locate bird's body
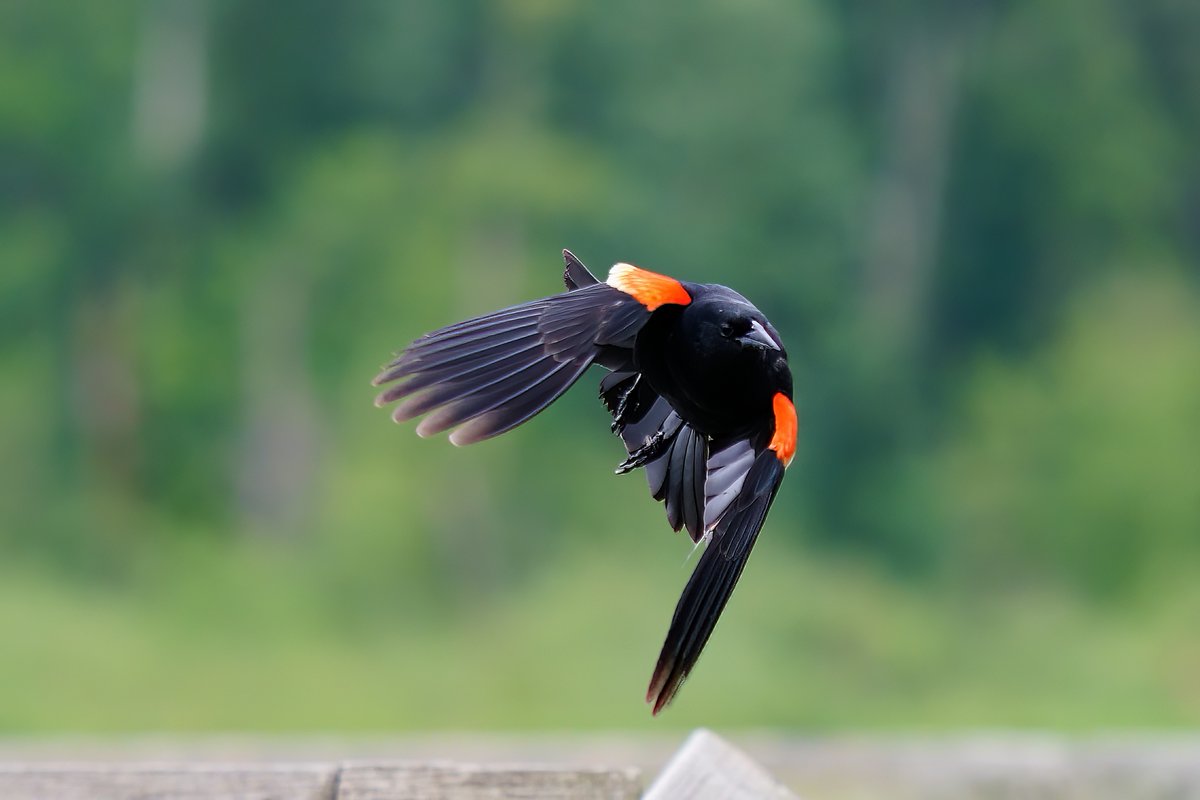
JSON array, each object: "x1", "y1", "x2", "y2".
[
  {"x1": 374, "y1": 251, "x2": 796, "y2": 714},
  {"x1": 632, "y1": 285, "x2": 791, "y2": 436}
]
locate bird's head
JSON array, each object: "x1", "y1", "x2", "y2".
[
  {"x1": 691, "y1": 293, "x2": 786, "y2": 364},
  {"x1": 716, "y1": 313, "x2": 783, "y2": 353}
]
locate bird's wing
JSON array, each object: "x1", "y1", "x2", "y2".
[
  {"x1": 562, "y1": 249, "x2": 600, "y2": 290},
  {"x1": 645, "y1": 393, "x2": 797, "y2": 715},
  {"x1": 374, "y1": 254, "x2": 692, "y2": 446}
]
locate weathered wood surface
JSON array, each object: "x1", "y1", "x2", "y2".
[
  {"x1": 337, "y1": 762, "x2": 641, "y2": 799},
  {"x1": 645, "y1": 728, "x2": 800, "y2": 800},
  {"x1": 0, "y1": 762, "x2": 641, "y2": 800},
  {"x1": 6, "y1": 732, "x2": 1200, "y2": 799},
  {"x1": 742, "y1": 736, "x2": 1200, "y2": 800},
  {"x1": 0, "y1": 763, "x2": 336, "y2": 800}
]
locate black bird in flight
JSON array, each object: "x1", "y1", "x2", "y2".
[{"x1": 373, "y1": 250, "x2": 796, "y2": 714}]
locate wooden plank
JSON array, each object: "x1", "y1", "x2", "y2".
[
  {"x1": 335, "y1": 762, "x2": 642, "y2": 800},
  {"x1": 644, "y1": 729, "x2": 800, "y2": 800},
  {"x1": 5, "y1": 735, "x2": 1200, "y2": 798},
  {"x1": 725, "y1": 735, "x2": 1200, "y2": 799},
  {"x1": 0, "y1": 763, "x2": 337, "y2": 800}
]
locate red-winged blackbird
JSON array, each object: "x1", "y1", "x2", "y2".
[{"x1": 374, "y1": 250, "x2": 796, "y2": 714}]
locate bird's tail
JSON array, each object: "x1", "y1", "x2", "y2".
[{"x1": 373, "y1": 282, "x2": 611, "y2": 446}]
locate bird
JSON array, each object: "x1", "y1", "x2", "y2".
[{"x1": 373, "y1": 250, "x2": 796, "y2": 714}]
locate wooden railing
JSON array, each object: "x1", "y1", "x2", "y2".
[
  {"x1": 0, "y1": 729, "x2": 799, "y2": 799},
  {"x1": 8, "y1": 730, "x2": 1200, "y2": 798}
]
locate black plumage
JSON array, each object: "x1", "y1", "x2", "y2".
[{"x1": 374, "y1": 250, "x2": 797, "y2": 714}]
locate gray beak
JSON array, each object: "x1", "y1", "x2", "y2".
[{"x1": 739, "y1": 319, "x2": 781, "y2": 351}]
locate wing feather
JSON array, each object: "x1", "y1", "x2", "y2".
[
  {"x1": 376, "y1": 254, "x2": 662, "y2": 446},
  {"x1": 646, "y1": 447, "x2": 786, "y2": 714},
  {"x1": 447, "y1": 357, "x2": 596, "y2": 445}
]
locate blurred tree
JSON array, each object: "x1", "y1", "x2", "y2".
[
  {"x1": 1, "y1": 0, "x2": 1197, "y2": 601},
  {"x1": 937, "y1": 269, "x2": 1200, "y2": 598}
]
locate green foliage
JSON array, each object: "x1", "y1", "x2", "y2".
[
  {"x1": 937, "y1": 270, "x2": 1200, "y2": 598},
  {"x1": 1, "y1": 0, "x2": 1199, "y2": 730},
  {"x1": 5, "y1": 545, "x2": 1200, "y2": 732}
]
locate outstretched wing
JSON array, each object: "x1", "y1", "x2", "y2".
[
  {"x1": 645, "y1": 393, "x2": 797, "y2": 715},
  {"x1": 374, "y1": 252, "x2": 691, "y2": 446}
]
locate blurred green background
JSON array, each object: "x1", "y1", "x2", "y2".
[{"x1": 2, "y1": 0, "x2": 1199, "y2": 734}]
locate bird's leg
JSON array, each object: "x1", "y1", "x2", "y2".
[
  {"x1": 610, "y1": 373, "x2": 642, "y2": 433},
  {"x1": 615, "y1": 427, "x2": 670, "y2": 474}
]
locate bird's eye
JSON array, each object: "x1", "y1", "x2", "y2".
[{"x1": 719, "y1": 321, "x2": 735, "y2": 338}]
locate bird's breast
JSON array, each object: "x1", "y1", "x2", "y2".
[{"x1": 643, "y1": 348, "x2": 777, "y2": 439}]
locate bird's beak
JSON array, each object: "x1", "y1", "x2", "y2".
[{"x1": 739, "y1": 319, "x2": 781, "y2": 351}]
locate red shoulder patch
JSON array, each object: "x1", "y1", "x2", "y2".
[
  {"x1": 768, "y1": 392, "x2": 797, "y2": 467},
  {"x1": 606, "y1": 263, "x2": 691, "y2": 311}
]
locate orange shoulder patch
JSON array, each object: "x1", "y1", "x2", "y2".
[
  {"x1": 606, "y1": 263, "x2": 691, "y2": 311},
  {"x1": 768, "y1": 392, "x2": 797, "y2": 467}
]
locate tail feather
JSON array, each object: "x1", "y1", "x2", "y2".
[
  {"x1": 601, "y1": 374, "x2": 708, "y2": 539},
  {"x1": 659, "y1": 423, "x2": 706, "y2": 537},
  {"x1": 678, "y1": 428, "x2": 705, "y2": 537}
]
